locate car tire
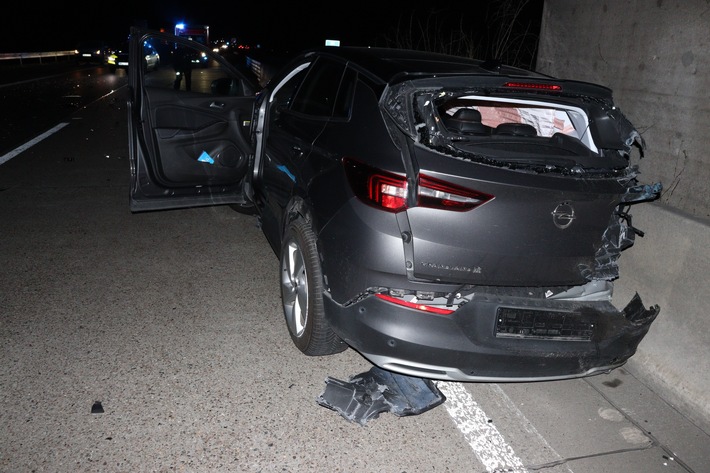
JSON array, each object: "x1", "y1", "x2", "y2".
[{"x1": 280, "y1": 218, "x2": 346, "y2": 356}]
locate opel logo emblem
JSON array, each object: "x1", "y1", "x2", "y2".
[{"x1": 551, "y1": 202, "x2": 575, "y2": 229}]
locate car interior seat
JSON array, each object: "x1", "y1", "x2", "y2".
[
  {"x1": 494, "y1": 123, "x2": 538, "y2": 137},
  {"x1": 444, "y1": 108, "x2": 492, "y2": 135}
]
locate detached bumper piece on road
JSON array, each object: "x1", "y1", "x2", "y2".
[{"x1": 317, "y1": 366, "x2": 446, "y2": 426}]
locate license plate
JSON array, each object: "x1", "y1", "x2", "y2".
[{"x1": 496, "y1": 307, "x2": 593, "y2": 341}]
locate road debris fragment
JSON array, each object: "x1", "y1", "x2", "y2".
[{"x1": 316, "y1": 366, "x2": 445, "y2": 425}]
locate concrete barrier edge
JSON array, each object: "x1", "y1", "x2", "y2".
[{"x1": 612, "y1": 202, "x2": 710, "y2": 432}]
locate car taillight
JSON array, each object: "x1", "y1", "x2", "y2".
[
  {"x1": 343, "y1": 158, "x2": 408, "y2": 212},
  {"x1": 344, "y1": 158, "x2": 493, "y2": 213},
  {"x1": 503, "y1": 81, "x2": 562, "y2": 91},
  {"x1": 418, "y1": 174, "x2": 493, "y2": 211},
  {"x1": 370, "y1": 174, "x2": 408, "y2": 211},
  {"x1": 375, "y1": 293, "x2": 455, "y2": 315}
]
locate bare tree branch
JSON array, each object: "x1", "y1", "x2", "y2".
[{"x1": 385, "y1": 0, "x2": 540, "y2": 69}]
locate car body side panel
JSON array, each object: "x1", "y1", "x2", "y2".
[
  {"x1": 256, "y1": 110, "x2": 330, "y2": 251},
  {"x1": 257, "y1": 62, "x2": 400, "y2": 252},
  {"x1": 319, "y1": 199, "x2": 409, "y2": 302}
]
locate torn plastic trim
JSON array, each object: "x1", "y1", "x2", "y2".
[
  {"x1": 316, "y1": 366, "x2": 446, "y2": 425},
  {"x1": 546, "y1": 280, "x2": 613, "y2": 301},
  {"x1": 582, "y1": 203, "x2": 659, "y2": 282},
  {"x1": 622, "y1": 182, "x2": 663, "y2": 203},
  {"x1": 600, "y1": 106, "x2": 647, "y2": 153},
  {"x1": 345, "y1": 280, "x2": 620, "y2": 313},
  {"x1": 582, "y1": 210, "x2": 635, "y2": 281},
  {"x1": 624, "y1": 292, "x2": 660, "y2": 324}
]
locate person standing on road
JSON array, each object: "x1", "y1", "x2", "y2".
[{"x1": 173, "y1": 45, "x2": 193, "y2": 91}]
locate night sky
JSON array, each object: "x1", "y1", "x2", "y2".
[{"x1": 4, "y1": 1, "x2": 543, "y2": 61}]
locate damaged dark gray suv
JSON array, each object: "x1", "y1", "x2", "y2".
[{"x1": 127, "y1": 28, "x2": 661, "y2": 382}]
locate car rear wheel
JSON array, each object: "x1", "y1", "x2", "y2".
[{"x1": 280, "y1": 218, "x2": 346, "y2": 356}]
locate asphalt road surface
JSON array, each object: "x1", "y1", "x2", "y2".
[{"x1": 1, "y1": 65, "x2": 709, "y2": 472}]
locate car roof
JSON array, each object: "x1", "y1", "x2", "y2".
[
  {"x1": 280, "y1": 46, "x2": 614, "y2": 101},
  {"x1": 300, "y1": 46, "x2": 546, "y2": 85}
]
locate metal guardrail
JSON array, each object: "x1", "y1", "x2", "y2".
[
  {"x1": 0, "y1": 50, "x2": 77, "y2": 65},
  {"x1": 245, "y1": 57, "x2": 265, "y2": 86}
]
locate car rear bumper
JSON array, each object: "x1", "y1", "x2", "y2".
[{"x1": 324, "y1": 291, "x2": 659, "y2": 382}]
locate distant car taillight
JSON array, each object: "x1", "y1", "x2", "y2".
[{"x1": 343, "y1": 158, "x2": 493, "y2": 213}]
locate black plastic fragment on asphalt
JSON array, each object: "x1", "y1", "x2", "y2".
[
  {"x1": 91, "y1": 401, "x2": 104, "y2": 414},
  {"x1": 316, "y1": 366, "x2": 446, "y2": 425}
]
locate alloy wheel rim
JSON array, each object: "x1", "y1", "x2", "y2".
[{"x1": 281, "y1": 239, "x2": 308, "y2": 337}]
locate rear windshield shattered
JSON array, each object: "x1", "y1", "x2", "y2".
[
  {"x1": 386, "y1": 84, "x2": 640, "y2": 176},
  {"x1": 442, "y1": 99, "x2": 594, "y2": 148}
]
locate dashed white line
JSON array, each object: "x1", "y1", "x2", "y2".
[
  {"x1": 0, "y1": 122, "x2": 70, "y2": 165},
  {"x1": 437, "y1": 381, "x2": 527, "y2": 473}
]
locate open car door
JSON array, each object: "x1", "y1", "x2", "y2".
[{"x1": 127, "y1": 27, "x2": 260, "y2": 212}]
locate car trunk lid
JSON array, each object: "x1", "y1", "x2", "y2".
[
  {"x1": 404, "y1": 154, "x2": 626, "y2": 285},
  {"x1": 379, "y1": 75, "x2": 656, "y2": 286}
]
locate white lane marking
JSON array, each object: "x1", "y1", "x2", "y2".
[
  {"x1": 0, "y1": 122, "x2": 70, "y2": 165},
  {"x1": 437, "y1": 381, "x2": 527, "y2": 473},
  {"x1": 488, "y1": 384, "x2": 573, "y2": 472}
]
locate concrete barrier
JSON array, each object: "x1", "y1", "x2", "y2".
[{"x1": 612, "y1": 202, "x2": 710, "y2": 432}]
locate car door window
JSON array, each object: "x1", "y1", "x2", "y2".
[
  {"x1": 290, "y1": 58, "x2": 346, "y2": 117},
  {"x1": 142, "y1": 39, "x2": 251, "y2": 97},
  {"x1": 272, "y1": 66, "x2": 309, "y2": 109},
  {"x1": 332, "y1": 68, "x2": 357, "y2": 119}
]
